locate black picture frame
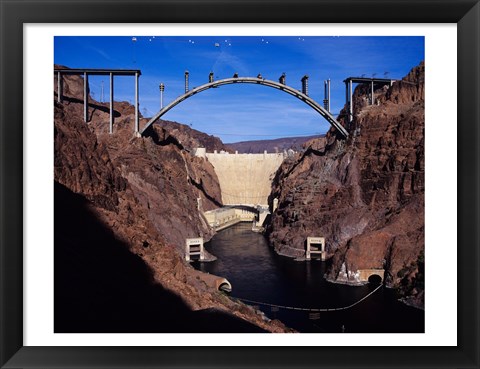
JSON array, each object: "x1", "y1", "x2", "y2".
[{"x1": 1, "y1": 0, "x2": 479, "y2": 368}]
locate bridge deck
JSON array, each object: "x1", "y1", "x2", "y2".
[
  {"x1": 343, "y1": 77, "x2": 396, "y2": 84},
  {"x1": 54, "y1": 68, "x2": 141, "y2": 76}
]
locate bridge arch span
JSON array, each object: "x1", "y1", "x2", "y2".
[{"x1": 141, "y1": 77, "x2": 349, "y2": 138}]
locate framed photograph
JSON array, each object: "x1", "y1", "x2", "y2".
[{"x1": 1, "y1": 0, "x2": 479, "y2": 368}]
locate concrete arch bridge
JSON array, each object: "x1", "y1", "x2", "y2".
[{"x1": 141, "y1": 76, "x2": 349, "y2": 138}]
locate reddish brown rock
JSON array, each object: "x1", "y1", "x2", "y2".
[
  {"x1": 54, "y1": 66, "x2": 291, "y2": 332},
  {"x1": 226, "y1": 134, "x2": 324, "y2": 153},
  {"x1": 147, "y1": 119, "x2": 232, "y2": 154},
  {"x1": 54, "y1": 65, "x2": 223, "y2": 250},
  {"x1": 267, "y1": 62, "x2": 425, "y2": 307}
]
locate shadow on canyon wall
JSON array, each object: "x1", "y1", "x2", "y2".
[
  {"x1": 55, "y1": 94, "x2": 122, "y2": 120},
  {"x1": 54, "y1": 181, "x2": 266, "y2": 333}
]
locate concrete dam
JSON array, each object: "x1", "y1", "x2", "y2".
[{"x1": 196, "y1": 149, "x2": 285, "y2": 207}]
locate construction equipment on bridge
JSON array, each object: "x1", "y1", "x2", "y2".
[
  {"x1": 301, "y1": 75, "x2": 309, "y2": 95},
  {"x1": 159, "y1": 83, "x2": 165, "y2": 109},
  {"x1": 184, "y1": 70, "x2": 189, "y2": 93}
]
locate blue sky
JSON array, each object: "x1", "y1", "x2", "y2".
[{"x1": 54, "y1": 36, "x2": 424, "y2": 143}]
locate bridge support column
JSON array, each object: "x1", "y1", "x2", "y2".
[
  {"x1": 345, "y1": 81, "x2": 349, "y2": 106},
  {"x1": 57, "y1": 71, "x2": 62, "y2": 103},
  {"x1": 109, "y1": 72, "x2": 114, "y2": 134},
  {"x1": 324, "y1": 81, "x2": 328, "y2": 110},
  {"x1": 83, "y1": 72, "x2": 88, "y2": 122},
  {"x1": 371, "y1": 80, "x2": 375, "y2": 105},
  {"x1": 306, "y1": 237, "x2": 325, "y2": 261},
  {"x1": 323, "y1": 79, "x2": 331, "y2": 112},
  {"x1": 135, "y1": 71, "x2": 139, "y2": 134},
  {"x1": 184, "y1": 70, "x2": 189, "y2": 93},
  {"x1": 301, "y1": 75, "x2": 309, "y2": 96},
  {"x1": 159, "y1": 83, "x2": 164, "y2": 109},
  {"x1": 349, "y1": 79, "x2": 353, "y2": 122},
  {"x1": 327, "y1": 78, "x2": 331, "y2": 112}
]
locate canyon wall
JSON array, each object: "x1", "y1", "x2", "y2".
[
  {"x1": 267, "y1": 62, "x2": 425, "y2": 307},
  {"x1": 54, "y1": 66, "x2": 290, "y2": 332}
]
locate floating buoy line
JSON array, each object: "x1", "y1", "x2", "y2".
[{"x1": 233, "y1": 283, "x2": 383, "y2": 313}]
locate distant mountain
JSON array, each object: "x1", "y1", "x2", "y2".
[
  {"x1": 226, "y1": 135, "x2": 325, "y2": 154},
  {"x1": 150, "y1": 119, "x2": 233, "y2": 153}
]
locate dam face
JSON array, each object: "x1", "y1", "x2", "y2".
[{"x1": 198, "y1": 150, "x2": 284, "y2": 206}]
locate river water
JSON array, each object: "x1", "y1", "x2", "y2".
[{"x1": 193, "y1": 223, "x2": 424, "y2": 333}]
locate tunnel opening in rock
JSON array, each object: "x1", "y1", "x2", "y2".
[
  {"x1": 218, "y1": 282, "x2": 232, "y2": 293},
  {"x1": 368, "y1": 274, "x2": 382, "y2": 285}
]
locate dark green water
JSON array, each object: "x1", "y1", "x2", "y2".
[{"x1": 193, "y1": 223, "x2": 424, "y2": 333}]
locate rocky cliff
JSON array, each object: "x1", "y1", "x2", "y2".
[
  {"x1": 146, "y1": 119, "x2": 232, "y2": 154},
  {"x1": 267, "y1": 63, "x2": 425, "y2": 307},
  {"x1": 54, "y1": 67, "x2": 224, "y2": 246},
  {"x1": 54, "y1": 66, "x2": 290, "y2": 332}
]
